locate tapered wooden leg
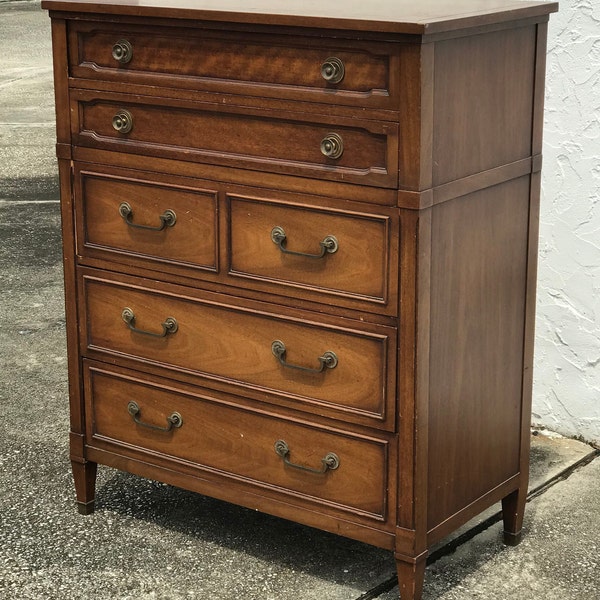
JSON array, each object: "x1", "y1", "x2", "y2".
[
  {"x1": 72, "y1": 459, "x2": 98, "y2": 515},
  {"x1": 396, "y1": 553, "x2": 427, "y2": 600},
  {"x1": 502, "y1": 487, "x2": 527, "y2": 546}
]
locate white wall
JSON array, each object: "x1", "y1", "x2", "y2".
[{"x1": 534, "y1": 0, "x2": 600, "y2": 444}]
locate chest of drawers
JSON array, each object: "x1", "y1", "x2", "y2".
[{"x1": 43, "y1": 1, "x2": 557, "y2": 597}]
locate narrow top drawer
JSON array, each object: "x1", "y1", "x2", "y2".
[{"x1": 68, "y1": 22, "x2": 400, "y2": 112}]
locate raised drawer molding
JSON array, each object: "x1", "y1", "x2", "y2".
[{"x1": 43, "y1": 1, "x2": 557, "y2": 598}]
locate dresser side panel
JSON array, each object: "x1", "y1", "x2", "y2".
[
  {"x1": 432, "y1": 24, "x2": 536, "y2": 186},
  {"x1": 427, "y1": 176, "x2": 530, "y2": 529}
]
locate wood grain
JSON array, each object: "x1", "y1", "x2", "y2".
[
  {"x1": 73, "y1": 91, "x2": 398, "y2": 188},
  {"x1": 85, "y1": 363, "x2": 390, "y2": 518},
  {"x1": 228, "y1": 194, "x2": 392, "y2": 304},
  {"x1": 77, "y1": 169, "x2": 219, "y2": 272},
  {"x1": 43, "y1": 0, "x2": 558, "y2": 35},
  {"x1": 44, "y1": 3, "x2": 556, "y2": 597},
  {"x1": 427, "y1": 176, "x2": 530, "y2": 528},
  {"x1": 432, "y1": 26, "x2": 536, "y2": 185},
  {"x1": 81, "y1": 272, "x2": 396, "y2": 428},
  {"x1": 69, "y1": 21, "x2": 397, "y2": 110}
]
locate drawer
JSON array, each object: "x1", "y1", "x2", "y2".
[
  {"x1": 68, "y1": 21, "x2": 399, "y2": 111},
  {"x1": 228, "y1": 194, "x2": 396, "y2": 307},
  {"x1": 71, "y1": 90, "x2": 399, "y2": 188},
  {"x1": 83, "y1": 362, "x2": 391, "y2": 520},
  {"x1": 75, "y1": 166, "x2": 218, "y2": 273},
  {"x1": 80, "y1": 272, "x2": 396, "y2": 430}
]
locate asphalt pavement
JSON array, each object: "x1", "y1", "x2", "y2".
[{"x1": 1, "y1": 2, "x2": 599, "y2": 599}]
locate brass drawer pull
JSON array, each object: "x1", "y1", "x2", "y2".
[
  {"x1": 271, "y1": 340, "x2": 338, "y2": 373},
  {"x1": 121, "y1": 307, "x2": 178, "y2": 338},
  {"x1": 320, "y1": 133, "x2": 344, "y2": 159},
  {"x1": 274, "y1": 439, "x2": 340, "y2": 474},
  {"x1": 112, "y1": 39, "x2": 133, "y2": 64},
  {"x1": 119, "y1": 202, "x2": 177, "y2": 231},
  {"x1": 112, "y1": 109, "x2": 133, "y2": 133},
  {"x1": 127, "y1": 401, "x2": 183, "y2": 432},
  {"x1": 321, "y1": 57, "x2": 345, "y2": 84},
  {"x1": 270, "y1": 226, "x2": 338, "y2": 259}
]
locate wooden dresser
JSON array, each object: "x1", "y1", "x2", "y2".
[{"x1": 43, "y1": 1, "x2": 557, "y2": 597}]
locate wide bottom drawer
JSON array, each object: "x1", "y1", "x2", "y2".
[{"x1": 84, "y1": 361, "x2": 392, "y2": 521}]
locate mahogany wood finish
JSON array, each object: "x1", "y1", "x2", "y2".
[
  {"x1": 79, "y1": 270, "x2": 396, "y2": 429},
  {"x1": 85, "y1": 362, "x2": 391, "y2": 518},
  {"x1": 69, "y1": 21, "x2": 398, "y2": 110},
  {"x1": 77, "y1": 169, "x2": 219, "y2": 272},
  {"x1": 44, "y1": 1, "x2": 557, "y2": 597},
  {"x1": 71, "y1": 90, "x2": 399, "y2": 187},
  {"x1": 228, "y1": 195, "x2": 393, "y2": 305}
]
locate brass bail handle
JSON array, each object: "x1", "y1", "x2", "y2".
[
  {"x1": 119, "y1": 202, "x2": 177, "y2": 231},
  {"x1": 127, "y1": 401, "x2": 183, "y2": 432},
  {"x1": 274, "y1": 440, "x2": 340, "y2": 474},
  {"x1": 271, "y1": 340, "x2": 338, "y2": 374},
  {"x1": 121, "y1": 307, "x2": 178, "y2": 338},
  {"x1": 270, "y1": 226, "x2": 338, "y2": 259}
]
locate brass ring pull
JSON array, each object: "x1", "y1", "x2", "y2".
[
  {"x1": 121, "y1": 307, "x2": 178, "y2": 338},
  {"x1": 270, "y1": 226, "x2": 338, "y2": 259},
  {"x1": 320, "y1": 133, "x2": 344, "y2": 159},
  {"x1": 271, "y1": 340, "x2": 338, "y2": 374},
  {"x1": 127, "y1": 401, "x2": 183, "y2": 432},
  {"x1": 321, "y1": 57, "x2": 345, "y2": 84},
  {"x1": 112, "y1": 109, "x2": 133, "y2": 133},
  {"x1": 112, "y1": 39, "x2": 133, "y2": 64},
  {"x1": 274, "y1": 440, "x2": 340, "y2": 474},
  {"x1": 119, "y1": 202, "x2": 177, "y2": 231}
]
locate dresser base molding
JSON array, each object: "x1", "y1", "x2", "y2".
[
  {"x1": 74, "y1": 445, "x2": 398, "y2": 550},
  {"x1": 71, "y1": 443, "x2": 527, "y2": 598},
  {"x1": 425, "y1": 474, "x2": 523, "y2": 547},
  {"x1": 45, "y1": 1, "x2": 557, "y2": 598}
]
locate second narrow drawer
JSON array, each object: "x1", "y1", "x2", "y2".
[
  {"x1": 72, "y1": 91, "x2": 398, "y2": 188},
  {"x1": 80, "y1": 272, "x2": 396, "y2": 429}
]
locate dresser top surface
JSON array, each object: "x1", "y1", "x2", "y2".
[{"x1": 42, "y1": 0, "x2": 558, "y2": 34}]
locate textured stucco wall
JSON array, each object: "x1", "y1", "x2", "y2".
[{"x1": 534, "y1": 0, "x2": 600, "y2": 444}]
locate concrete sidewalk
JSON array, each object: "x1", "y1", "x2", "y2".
[{"x1": 1, "y1": 2, "x2": 599, "y2": 599}]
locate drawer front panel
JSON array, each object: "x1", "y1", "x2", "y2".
[
  {"x1": 73, "y1": 93, "x2": 398, "y2": 188},
  {"x1": 84, "y1": 363, "x2": 390, "y2": 519},
  {"x1": 81, "y1": 274, "x2": 395, "y2": 428},
  {"x1": 76, "y1": 167, "x2": 218, "y2": 272},
  {"x1": 229, "y1": 195, "x2": 393, "y2": 305},
  {"x1": 69, "y1": 22, "x2": 397, "y2": 110}
]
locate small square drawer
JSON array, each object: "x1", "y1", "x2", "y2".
[
  {"x1": 71, "y1": 90, "x2": 399, "y2": 188},
  {"x1": 228, "y1": 194, "x2": 397, "y2": 310},
  {"x1": 80, "y1": 271, "x2": 397, "y2": 430},
  {"x1": 68, "y1": 21, "x2": 399, "y2": 111},
  {"x1": 74, "y1": 164, "x2": 218, "y2": 274},
  {"x1": 84, "y1": 361, "x2": 392, "y2": 520}
]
